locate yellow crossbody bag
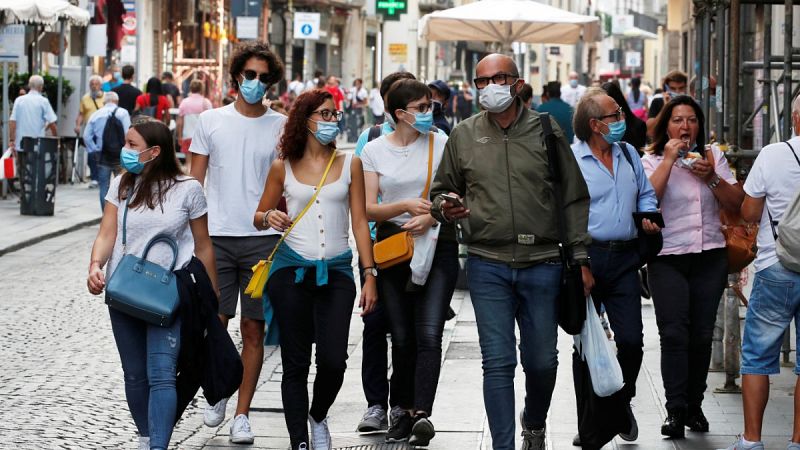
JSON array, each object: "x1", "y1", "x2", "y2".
[
  {"x1": 244, "y1": 151, "x2": 338, "y2": 299},
  {"x1": 372, "y1": 133, "x2": 434, "y2": 270}
]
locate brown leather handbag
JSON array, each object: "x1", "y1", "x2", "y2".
[
  {"x1": 372, "y1": 133, "x2": 434, "y2": 269},
  {"x1": 720, "y1": 209, "x2": 758, "y2": 274}
]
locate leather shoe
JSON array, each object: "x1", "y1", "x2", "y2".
[
  {"x1": 661, "y1": 408, "x2": 686, "y2": 438},
  {"x1": 686, "y1": 406, "x2": 709, "y2": 432}
]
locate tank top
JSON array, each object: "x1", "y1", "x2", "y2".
[{"x1": 283, "y1": 152, "x2": 353, "y2": 260}]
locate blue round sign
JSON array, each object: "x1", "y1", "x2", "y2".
[{"x1": 301, "y1": 24, "x2": 313, "y2": 36}]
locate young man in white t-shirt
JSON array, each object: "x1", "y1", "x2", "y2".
[
  {"x1": 189, "y1": 41, "x2": 287, "y2": 445},
  {"x1": 727, "y1": 95, "x2": 800, "y2": 450}
]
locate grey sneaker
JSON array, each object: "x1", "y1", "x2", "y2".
[
  {"x1": 788, "y1": 442, "x2": 800, "y2": 450},
  {"x1": 718, "y1": 435, "x2": 765, "y2": 450},
  {"x1": 357, "y1": 404, "x2": 388, "y2": 433},
  {"x1": 308, "y1": 415, "x2": 332, "y2": 450},
  {"x1": 519, "y1": 410, "x2": 545, "y2": 450}
]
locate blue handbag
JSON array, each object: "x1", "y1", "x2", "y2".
[{"x1": 106, "y1": 187, "x2": 180, "y2": 327}]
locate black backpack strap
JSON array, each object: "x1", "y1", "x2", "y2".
[
  {"x1": 541, "y1": 113, "x2": 574, "y2": 263},
  {"x1": 367, "y1": 125, "x2": 382, "y2": 142},
  {"x1": 767, "y1": 141, "x2": 800, "y2": 239},
  {"x1": 618, "y1": 141, "x2": 642, "y2": 209}
]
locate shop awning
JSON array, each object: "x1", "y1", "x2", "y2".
[{"x1": 0, "y1": 0, "x2": 90, "y2": 27}]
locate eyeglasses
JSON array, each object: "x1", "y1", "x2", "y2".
[
  {"x1": 241, "y1": 70, "x2": 272, "y2": 85},
  {"x1": 472, "y1": 73, "x2": 518, "y2": 89},
  {"x1": 312, "y1": 109, "x2": 344, "y2": 122},
  {"x1": 596, "y1": 107, "x2": 625, "y2": 122},
  {"x1": 404, "y1": 103, "x2": 432, "y2": 114},
  {"x1": 670, "y1": 115, "x2": 699, "y2": 126}
]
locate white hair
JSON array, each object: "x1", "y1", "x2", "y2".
[
  {"x1": 89, "y1": 74, "x2": 103, "y2": 85},
  {"x1": 28, "y1": 75, "x2": 44, "y2": 91},
  {"x1": 104, "y1": 91, "x2": 119, "y2": 103}
]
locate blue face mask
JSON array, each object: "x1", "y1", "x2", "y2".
[
  {"x1": 239, "y1": 76, "x2": 267, "y2": 104},
  {"x1": 570, "y1": 79, "x2": 579, "y2": 88},
  {"x1": 601, "y1": 119, "x2": 627, "y2": 144},
  {"x1": 406, "y1": 111, "x2": 434, "y2": 134},
  {"x1": 310, "y1": 120, "x2": 340, "y2": 145},
  {"x1": 384, "y1": 112, "x2": 397, "y2": 129},
  {"x1": 120, "y1": 147, "x2": 154, "y2": 174}
]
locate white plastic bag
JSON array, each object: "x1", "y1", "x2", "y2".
[
  {"x1": 574, "y1": 296, "x2": 625, "y2": 397},
  {"x1": 409, "y1": 223, "x2": 440, "y2": 286}
]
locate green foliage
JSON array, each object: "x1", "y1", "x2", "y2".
[{"x1": 0, "y1": 72, "x2": 74, "y2": 111}]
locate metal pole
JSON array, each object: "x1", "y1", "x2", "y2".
[
  {"x1": 730, "y1": 0, "x2": 740, "y2": 147},
  {"x1": 2, "y1": 61, "x2": 8, "y2": 153},
  {"x1": 715, "y1": 272, "x2": 742, "y2": 393},
  {"x1": 56, "y1": 20, "x2": 65, "y2": 130},
  {"x1": 702, "y1": 11, "x2": 711, "y2": 137},
  {"x1": 717, "y1": 4, "x2": 726, "y2": 142},
  {"x1": 783, "y1": 0, "x2": 792, "y2": 140},
  {"x1": 762, "y1": 4, "x2": 772, "y2": 146}
]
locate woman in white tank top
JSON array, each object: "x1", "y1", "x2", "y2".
[{"x1": 252, "y1": 89, "x2": 376, "y2": 450}]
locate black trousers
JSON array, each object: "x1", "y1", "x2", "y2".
[
  {"x1": 267, "y1": 267, "x2": 356, "y2": 448},
  {"x1": 379, "y1": 240, "x2": 459, "y2": 415},
  {"x1": 360, "y1": 288, "x2": 396, "y2": 410},
  {"x1": 586, "y1": 244, "x2": 644, "y2": 402},
  {"x1": 648, "y1": 248, "x2": 728, "y2": 411}
]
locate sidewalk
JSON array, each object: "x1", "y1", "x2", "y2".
[
  {"x1": 0, "y1": 181, "x2": 102, "y2": 256},
  {"x1": 196, "y1": 291, "x2": 796, "y2": 450}
]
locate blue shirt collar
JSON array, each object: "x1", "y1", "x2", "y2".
[{"x1": 575, "y1": 140, "x2": 623, "y2": 160}]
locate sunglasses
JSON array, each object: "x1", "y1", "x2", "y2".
[
  {"x1": 241, "y1": 70, "x2": 272, "y2": 85},
  {"x1": 473, "y1": 73, "x2": 518, "y2": 89}
]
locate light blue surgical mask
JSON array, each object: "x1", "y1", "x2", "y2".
[
  {"x1": 384, "y1": 112, "x2": 397, "y2": 129},
  {"x1": 120, "y1": 146, "x2": 154, "y2": 174},
  {"x1": 569, "y1": 79, "x2": 579, "y2": 88},
  {"x1": 601, "y1": 119, "x2": 627, "y2": 144},
  {"x1": 405, "y1": 111, "x2": 434, "y2": 134},
  {"x1": 239, "y1": 76, "x2": 267, "y2": 104},
  {"x1": 310, "y1": 120, "x2": 340, "y2": 145}
]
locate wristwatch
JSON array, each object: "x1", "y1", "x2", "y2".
[
  {"x1": 707, "y1": 174, "x2": 721, "y2": 189},
  {"x1": 363, "y1": 266, "x2": 378, "y2": 278}
]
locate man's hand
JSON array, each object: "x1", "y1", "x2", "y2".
[
  {"x1": 441, "y1": 192, "x2": 470, "y2": 220},
  {"x1": 581, "y1": 265, "x2": 594, "y2": 297}
]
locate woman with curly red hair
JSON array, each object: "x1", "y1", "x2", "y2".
[{"x1": 253, "y1": 89, "x2": 377, "y2": 450}]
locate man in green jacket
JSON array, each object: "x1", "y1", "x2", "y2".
[{"x1": 430, "y1": 54, "x2": 591, "y2": 450}]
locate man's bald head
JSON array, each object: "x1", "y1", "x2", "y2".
[{"x1": 476, "y1": 54, "x2": 520, "y2": 78}]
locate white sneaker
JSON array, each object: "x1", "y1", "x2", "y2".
[
  {"x1": 137, "y1": 436, "x2": 150, "y2": 450},
  {"x1": 230, "y1": 414, "x2": 255, "y2": 444},
  {"x1": 308, "y1": 415, "x2": 332, "y2": 450},
  {"x1": 204, "y1": 397, "x2": 228, "y2": 427}
]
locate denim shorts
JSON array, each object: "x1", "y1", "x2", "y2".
[{"x1": 741, "y1": 261, "x2": 800, "y2": 375}]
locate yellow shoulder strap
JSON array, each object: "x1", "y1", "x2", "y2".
[{"x1": 421, "y1": 132, "x2": 434, "y2": 199}]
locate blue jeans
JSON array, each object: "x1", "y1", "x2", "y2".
[
  {"x1": 87, "y1": 151, "x2": 100, "y2": 182},
  {"x1": 742, "y1": 261, "x2": 800, "y2": 375},
  {"x1": 109, "y1": 307, "x2": 181, "y2": 450},
  {"x1": 466, "y1": 256, "x2": 561, "y2": 450},
  {"x1": 97, "y1": 163, "x2": 115, "y2": 211}
]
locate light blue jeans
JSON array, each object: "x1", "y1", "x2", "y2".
[
  {"x1": 109, "y1": 307, "x2": 181, "y2": 450},
  {"x1": 97, "y1": 163, "x2": 115, "y2": 212},
  {"x1": 466, "y1": 256, "x2": 561, "y2": 450}
]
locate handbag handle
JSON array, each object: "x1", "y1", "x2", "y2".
[
  {"x1": 139, "y1": 233, "x2": 180, "y2": 276},
  {"x1": 421, "y1": 132, "x2": 434, "y2": 199}
]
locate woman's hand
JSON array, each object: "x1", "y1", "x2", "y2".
[
  {"x1": 87, "y1": 263, "x2": 106, "y2": 295},
  {"x1": 401, "y1": 214, "x2": 436, "y2": 237},
  {"x1": 405, "y1": 198, "x2": 432, "y2": 217},
  {"x1": 663, "y1": 138, "x2": 688, "y2": 163},
  {"x1": 690, "y1": 159, "x2": 715, "y2": 183},
  {"x1": 267, "y1": 210, "x2": 292, "y2": 232},
  {"x1": 581, "y1": 266, "x2": 594, "y2": 298},
  {"x1": 359, "y1": 276, "x2": 378, "y2": 316},
  {"x1": 641, "y1": 218, "x2": 661, "y2": 235}
]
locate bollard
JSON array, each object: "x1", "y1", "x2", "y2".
[
  {"x1": 715, "y1": 272, "x2": 742, "y2": 393},
  {"x1": 710, "y1": 299, "x2": 725, "y2": 372}
]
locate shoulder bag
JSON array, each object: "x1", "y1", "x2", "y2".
[
  {"x1": 106, "y1": 187, "x2": 181, "y2": 327},
  {"x1": 373, "y1": 133, "x2": 434, "y2": 270},
  {"x1": 244, "y1": 150, "x2": 338, "y2": 299},
  {"x1": 541, "y1": 113, "x2": 586, "y2": 335}
]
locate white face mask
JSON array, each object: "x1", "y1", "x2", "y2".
[{"x1": 479, "y1": 84, "x2": 515, "y2": 113}]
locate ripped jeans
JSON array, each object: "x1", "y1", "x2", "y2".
[{"x1": 109, "y1": 307, "x2": 181, "y2": 450}]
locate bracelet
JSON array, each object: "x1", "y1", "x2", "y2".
[
  {"x1": 261, "y1": 209, "x2": 274, "y2": 229},
  {"x1": 707, "y1": 174, "x2": 721, "y2": 189}
]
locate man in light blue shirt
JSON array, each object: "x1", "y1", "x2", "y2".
[
  {"x1": 570, "y1": 88, "x2": 660, "y2": 445},
  {"x1": 8, "y1": 75, "x2": 57, "y2": 151},
  {"x1": 83, "y1": 91, "x2": 131, "y2": 210}
]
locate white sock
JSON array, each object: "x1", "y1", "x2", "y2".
[{"x1": 742, "y1": 437, "x2": 761, "y2": 447}]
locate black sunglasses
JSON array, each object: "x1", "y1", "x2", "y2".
[
  {"x1": 473, "y1": 73, "x2": 519, "y2": 89},
  {"x1": 242, "y1": 70, "x2": 272, "y2": 85}
]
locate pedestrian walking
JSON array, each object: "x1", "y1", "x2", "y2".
[
  {"x1": 562, "y1": 71, "x2": 587, "y2": 108},
  {"x1": 135, "y1": 77, "x2": 174, "y2": 125},
  {"x1": 86, "y1": 118, "x2": 218, "y2": 450},
  {"x1": 601, "y1": 81, "x2": 648, "y2": 154},
  {"x1": 642, "y1": 96, "x2": 743, "y2": 438},
  {"x1": 8, "y1": 75, "x2": 57, "y2": 151},
  {"x1": 288, "y1": 73, "x2": 305, "y2": 98},
  {"x1": 161, "y1": 71, "x2": 181, "y2": 106},
  {"x1": 453, "y1": 81, "x2": 474, "y2": 123},
  {"x1": 626, "y1": 77, "x2": 648, "y2": 121},
  {"x1": 254, "y1": 89, "x2": 377, "y2": 450},
  {"x1": 570, "y1": 88, "x2": 661, "y2": 446},
  {"x1": 432, "y1": 54, "x2": 591, "y2": 450},
  {"x1": 112, "y1": 65, "x2": 143, "y2": 115},
  {"x1": 102, "y1": 65, "x2": 123, "y2": 92},
  {"x1": 362, "y1": 79, "x2": 458, "y2": 446},
  {"x1": 536, "y1": 81, "x2": 575, "y2": 143},
  {"x1": 368, "y1": 82, "x2": 385, "y2": 125},
  {"x1": 82, "y1": 91, "x2": 131, "y2": 210},
  {"x1": 723, "y1": 94, "x2": 800, "y2": 450},
  {"x1": 76, "y1": 75, "x2": 105, "y2": 188},
  {"x1": 189, "y1": 41, "x2": 286, "y2": 445},
  {"x1": 646, "y1": 70, "x2": 688, "y2": 135},
  {"x1": 176, "y1": 80, "x2": 212, "y2": 172},
  {"x1": 427, "y1": 80, "x2": 452, "y2": 135},
  {"x1": 347, "y1": 78, "x2": 368, "y2": 142}
]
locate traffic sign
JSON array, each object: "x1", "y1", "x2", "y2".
[
  {"x1": 293, "y1": 12, "x2": 321, "y2": 40},
  {"x1": 0, "y1": 25, "x2": 25, "y2": 61},
  {"x1": 625, "y1": 51, "x2": 641, "y2": 69},
  {"x1": 376, "y1": 0, "x2": 407, "y2": 20}
]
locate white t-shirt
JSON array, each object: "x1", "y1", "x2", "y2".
[
  {"x1": 190, "y1": 103, "x2": 286, "y2": 236},
  {"x1": 369, "y1": 88, "x2": 384, "y2": 116},
  {"x1": 105, "y1": 175, "x2": 207, "y2": 277},
  {"x1": 743, "y1": 137, "x2": 800, "y2": 272},
  {"x1": 561, "y1": 84, "x2": 587, "y2": 108},
  {"x1": 361, "y1": 132, "x2": 448, "y2": 227},
  {"x1": 288, "y1": 80, "x2": 304, "y2": 97}
]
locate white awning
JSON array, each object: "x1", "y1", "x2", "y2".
[{"x1": 0, "y1": 0, "x2": 90, "y2": 27}]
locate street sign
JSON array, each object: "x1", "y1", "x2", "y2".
[
  {"x1": 612, "y1": 14, "x2": 634, "y2": 34},
  {"x1": 293, "y1": 13, "x2": 320, "y2": 40},
  {"x1": 625, "y1": 51, "x2": 641, "y2": 69},
  {"x1": 0, "y1": 25, "x2": 24, "y2": 61},
  {"x1": 236, "y1": 16, "x2": 258, "y2": 40},
  {"x1": 376, "y1": 0, "x2": 407, "y2": 20},
  {"x1": 549, "y1": 46, "x2": 560, "y2": 55},
  {"x1": 388, "y1": 43, "x2": 407, "y2": 63}
]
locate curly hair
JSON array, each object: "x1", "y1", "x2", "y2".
[
  {"x1": 279, "y1": 89, "x2": 335, "y2": 161},
  {"x1": 648, "y1": 95, "x2": 706, "y2": 156},
  {"x1": 228, "y1": 41, "x2": 284, "y2": 92}
]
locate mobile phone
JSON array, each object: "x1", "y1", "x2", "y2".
[
  {"x1": 441, "y1": 193, "x2": 464, "y2": 208},
  {"x1": 633, "y1": 211, "x2": 665, "y2": 229}
]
